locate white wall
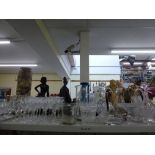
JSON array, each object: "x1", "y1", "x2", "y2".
[{"x1": 72, "y1": 55, "x2": 121, "y2": 75}]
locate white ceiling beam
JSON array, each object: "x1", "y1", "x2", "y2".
[
  {"x1": 35, "y1": 20, "x2": 71, "y2": 77},
  {"x1": 7, "y1": 20, "x2": 70, "y2": 78}
]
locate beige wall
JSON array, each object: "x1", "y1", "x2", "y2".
[
  {"x1": 0, "y1": 74, "x2": 17, "y2": 96},
  {"x1": 0, "y1": 73, "x2": 63, "y2": 96}
]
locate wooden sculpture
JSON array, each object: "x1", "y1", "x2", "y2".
[{"x1": 16, "y1": 67, "x2": 32, "y2": 96}]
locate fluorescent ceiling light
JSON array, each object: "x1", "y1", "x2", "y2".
[
  {"x1": 0, "y1": 64, "x2": 38, "y2": 67},
  {"x1": 149, "y1": 67, "x2": 155, "y2": 70},
  {"x1": 0, "y1": 40, "x2": 11, "y2": 44},
  {"x1": 111, "y1": 49, "x2": 155, "y2": 54},
  {"x1": 122, "y1": 62, "x2": 143, "y2": 65},
  {"x1": 147, "y1": 62, "x2": 155, "y2": 65},
  {"x1": 150, "y1": 62, "x2": 155, "y2": 65}
]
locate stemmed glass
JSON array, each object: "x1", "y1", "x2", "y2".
[{"x1": 2, "y1": 96, "x2": 66, "y2": 125}]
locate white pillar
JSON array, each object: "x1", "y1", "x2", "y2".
[{"x1": 80, "y1": 32, "x2": 89, "y2": 83}]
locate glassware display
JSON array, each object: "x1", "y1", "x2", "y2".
[
  {"x1": 0, "y1": 96, "x2": 65, "y2": 124},
  {"x1": 1, "y1": 80, "x2": 155, "y2": 128},
  {"x1": 62, "y1": 103, "x2": 76, "y2": 124},
  {"x1": 75, "y1": 83, "x2": 90, "y2": 104}
]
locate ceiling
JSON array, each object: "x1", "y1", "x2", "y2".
[
  {"x1": 0, "y1": 20, "x2": 41, "y2": 73},
  {"x1": 0, "y1": 20, "x2": 70, "y2": 76},
  {"x1": 44, "y1": 19, "x2": 155, "y2": 60},
  {"x1": 1, "y1": 19, "x2": 155, "y2": 75}
]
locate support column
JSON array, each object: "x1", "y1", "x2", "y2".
[
  {"x1": 80, "y1": 32, "x2": 89, "y2": 102},
  {"x1": 80, "y1": 31, "x2": 89, "y2": 83}
]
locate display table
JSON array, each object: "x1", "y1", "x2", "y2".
[{"x1": 0, "y1": 118, "x2": 155, "y2": 134}]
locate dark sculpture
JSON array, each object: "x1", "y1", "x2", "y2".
[
  {"x1": 35, "y1": 77, "x2": 49, "y2": 97},
  {"x1": 59, "y1": 77, "x2": 71, "y2": 103}
]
